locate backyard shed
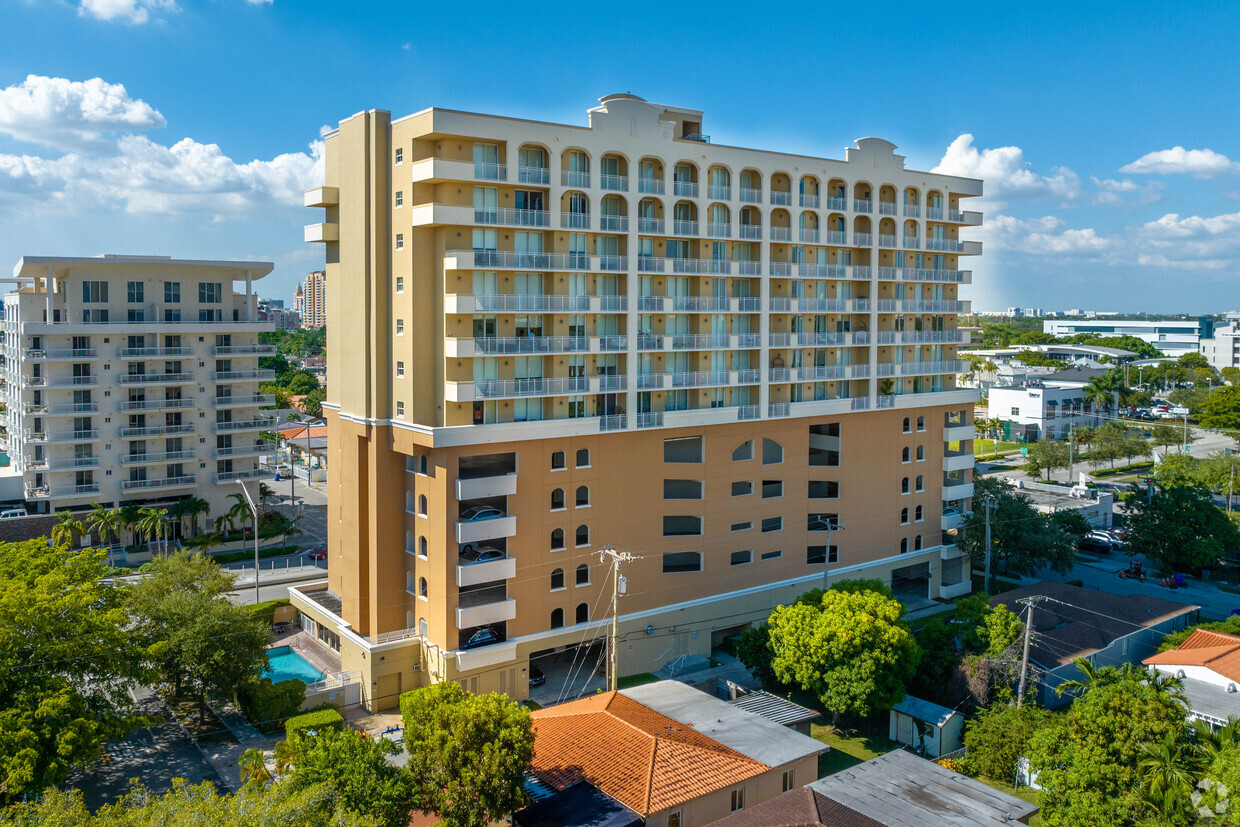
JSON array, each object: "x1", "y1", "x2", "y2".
[{"x1": 888, "y1": 695, "x2": 964, "y2": 758}]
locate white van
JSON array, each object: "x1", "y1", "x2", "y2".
[{"x1": 0, "y1": 509, "x2": 27, "y2": 519}]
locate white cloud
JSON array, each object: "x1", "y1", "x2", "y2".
[
  {"x1": 78, "y1": 0, "x2": 177, "y2": 23},
  {"x1": 932, "y1": 134, "x2": 1080, "y2": 203},
  {"x1": 982, "y1": 215, "x2": 1116, "y2": 258},
  {"x1": 1119, "y1": 146, "x2": 1240, "y2": 178},
  {"x1": 1088, "y1": 176, "x2": 1164, "y2": 206},
  {"x1": 0, "y1": 75, "x2": 165, "y2": 152}
]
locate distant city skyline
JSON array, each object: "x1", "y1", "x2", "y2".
[{"x1": 1, "y1": 1, "x2": 1239, "y2": 309}]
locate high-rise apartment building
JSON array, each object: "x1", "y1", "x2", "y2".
[
  {"x1": 2, "y1": 255, "x2": 277, "y2": 516},
  {"x1": 259, "y1": 298, "x2": 302, "y2": 331},
  {"x1": 299, "y1": 270, "x2": 326, "y2": 329},
  {"x1": 295, "y1": 94, "x2": 982, "y2": 709}
]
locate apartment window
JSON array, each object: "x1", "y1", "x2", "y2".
[
  {"x1": 664, "y1": 436, "x2": 703, "y2": 463},
  {"x1": 128, "y1": 309, "x2": 145, "y2": 323},
  {"x1": 917, "y1": 445, "x2": 925, "y2": 461},
  {"x1": 901, "y1": 508, "x2": 909, "y2": 525},
  {"x1": 394, "y1": 147, "x2": 403, "y2": 165},
  {"x1": 730, "y1": 550, "x2": 752, "y2": 566},
  {"x1": 916, "y1": 505, "x2": 924, "y2": 522},
  {"x1": 809, "y1": 480, "x2": 840, "y2": 499},
  {"x1": 575, "y1": 525, "x2": 590, "y2": 547},
  {"x1": 731, "y1": 440, "x2": 753, "y2": 461},
  {"x1": 902, "y1": 417, "x2": 911, "y2": 433},
  {"x1": 730, "y1": 787, "x2": 745, "y2": 812},
  {"x1": 782, "y1": 770, "x2": 795, "y2": 793},
  {"x1": 127, "y1": 281, "x2": 144, "y2": 303},
  {"x1": 576, "y1": 564, "x2": 589, "y2": 585},
  {"x1": 663, "y1": 516, "x2": 703, "y2": 536},
  {"x1": 900, "y1": 538, "x2": 909, "y2": 554},
  {"x1": 199, "y1": 283, "x2": 222, "y2": 304},
  {"x1": 395, "y1": 234, "x2": 404, "y2": 251},
  {"x1": 576, "y1": 448, "x2": 590, "y2": 468},
  {"x1": 662, "y1": 552, "x2": 702, "y2": 573},
  {"x1": 575, "y1": 486, "x2": 589, "y2": 507},
  {"x1": 396, "y1": 319, "x2": 404, "y2": 335},
  {"x1": 731, "y1": 521, "x2": 752, "y2": 532},
  {"x1": 664, "y1": 479, "x2": 703, "y2": 499},
  {"x1": 551, "y1": 608, "x2": 564, "y2": 628},
  {"x1": 396, "y1": 401, "x2": 404, "y2": 418},
  {"x1": 164, "y1": 309, "x2": 180, "y2": 322},
  {"x1": 396, "y1": 277, "x2": 404, "y2": 293},
  {"x1": 164, "y1": 282, "x2": 180, "y2": 303},
  {"x1": 551, "y1": 488, "x2": 565, "y2": 510},
  {"x1": 762, "y1": 480, "x2": 783, "y2": 499},
  {"x1": 902, "y1": 446, "x2": 911, "y2": 463},
  {"x1": 550, "y1": 569, "x2": 565, "y2": 590},
  {"x1": 762, "y1": 439, "x2": 784, "y2": 465},
  {"x1": 395, "y1": 191, "x2": 403, "y2": 208},
  {"x1": 551, "y1": 450, "x2": 566, "y2": 470},
  {"x1": 916, "y1": 475, "x2": 924, "y2": 492},
  {"x1": 807, "y1": 545, "x2": 838, "y2": 564},
  {"x1": 576, "y1": 603, "x2": 589, "y2": 623},
  {"x1": 1011, "y1": 407, "x2": 1019, "y2": 416},
  {"x1": 551, "y1": 528, "x2": 565, "y2": 550},
  {"x1": 901, "y1": 478, "x2": 910, "y2": 494},
  {"x1": 761, "y1": 517, "x2": 782, "y2": 533},
  {"x1": 731, "y1": 480, "x2": 753, "y2": 497},
  {"x1": 761, "y1": 550, "x2": 782, "y2": 561},
  {"x1": 418, "y1": 577, "x2": 427, "y2": 598},
  {"x1": 417, "y1": 456, "x2": 428, "y2": 474},
  {"x1": 419, "y1": 536, "x2": 427, "y2": 557},
  {"x1": 915, "y1": 535, "x2": 923, "y2": 551},
  {"x1": 396, "y1": 361, "x2": 404, "y2": 378},
  {"x1": 81, "y1": 281, "x2": 108, "y2": 303},
  {"x1": 417, "y1": 494, "x2": 426, "y2": 515}
]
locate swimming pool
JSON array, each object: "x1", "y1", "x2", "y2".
[{"x1": 264, "y1": 646, "x2": 325, "y2": 685}]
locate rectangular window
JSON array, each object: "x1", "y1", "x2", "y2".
[
  {"x1": 761, "y1": 550, "x2": 782, "y2": 561},
  {"x1": 662, "y1": 552, "x2": 702, "y2": 573},
  {"x1": 663, "y1": 516, "x2": 703, "y2": 537},
  {"x1": 396, "y1": 401, "x2": 404, "y2": 418},
  {"x1": 664, "y1": 436, "x2": 703, "y2": 463},
  {"x1": 761, "y1": 517, "x2": 782, "y2": 533},
  {"x1": 164, "y1": 309, "x2": 181, "y2": 322},
  {"x1": 782, "y1": 769, "x2": 794, "y2": 792},
  {"x1": 807, "y1": 545, "x2": 839, "y2": 564},
  {"x1": 808, "y1": 480, "x2": 840, "y2": 499},
  {"x1": 731, "y1": 480, "x2": 753, "y2": 497},
  {"x1": 663, "y1": 479, "x2": 703, "y2": 499},
  {"x1": 395, "y1": 191, "x2": 403, "y2": 208},
  {"x1": 1011, "y1": 407, "x2": 1019, "y2": 416},
  {"x1": 127, "y1": 309, "x2": 145, "y2": 323},
  {"x1": 731, "y1": 788, "x2": 745, "y2": 812},
  {"x1": 396, "y1": 319, "x2": 404, "y2": 335},
  {"x1": 81, "y1": 281, "x2": 108, "y2": 303},
  {"x1": 395, "y1": 233, "x2": 404, "y2": 251},
  {"x1": 668, "y1": 813, "x2": 682, "y2": 827},
  {"x1": 394, "y1": 147, "x2": 403, "y2": 164},
  {"x1": 198, "y1": 283, "x2": 222, "y2": 304},
  {"x1": 762, "y1": 480, "x2": 783, "y2": 499},
  {"x1": 396, "y1": 361, "x2": 404, "y2": 378},
  {"x1": 127, "y1": 281, "x2": 144, "y2": 303},
  {"x1": 730, "y1": 521, "x2": 752, "y2": 532},
  {"x1": 198, "y1": 308, "x2": 222, "y2": 323},
  {"x1": 396, "y1": 277, "x2": 404, "y2": 293},
  {"x1": 164, "y1": 282, "x2": 180, "y2": 303},
  {"x1": 730, "y1": 551, "x2": 752, "y2": 566}
]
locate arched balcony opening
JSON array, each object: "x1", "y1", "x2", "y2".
[
  {"x1": 560, "y1": 148, "x2": 591, "y2": 188},
  {"x1": 826, "y1": 178, "x2": 847, "y2": 211},
  {"x1": 853, "y1": 215, "x2": 872, "y2": 247},
  {"x1": 673, "y1": 161, "x2": 699, "y2": 198},
  {"x1": 878, "y1": 184, "x2": 898, "y2": 216},
  {"x1": 800, "y1": 210, "x2": 820, "y2": 243},
  {"x1": 638, "y1": 156, "x2": 665, "y2": 194},
  {"x1": 739, "y1": 168, "x2": 763, "y2": 203},
  {"x1": 708, "y1": 165, "x2": 732, "y2": 200},
  {"x1": 560, "y1": 190, "x2": 590, "y2": 229},
  {"x1": 799, "y1": 175, "x2": 821, "y2": 208},
  {"x1": 739, "y1": 205, "x2": 762, "y2": 240},
  {"x1": 600, "y1": 194, "x2": 628, "y2": 232},
  {"x1": 638, "y1": 197, "x2": 665, "y2": 234},
  {"x1": 852, "y1": 181, "x2": 873, "y2": 213},
  {"x1": 672, "y1": 200, "x2": 699, "y2": 236},
  {"x1": 879, "y1": 217, "x2": 897, "y2": 248},
  {"x1": 770, "y1": 172, "x2": 792, "y2": 206},
  {"x1": 770, "y1": 207, "x2": 792, "y2": 242},
  {"x1": 517, "y1": 143, "x2": 551, "y2": 185},
  {"x1": 903, "y1": 186, "x2": 921, "y2": 217},
  {"x1": 826, "y1": 213, "x2": 847, "y2": 245},
  {"x1": 708, "y1": 203, "x2": 731, "y2": 238},
  {"x1": 600, "y1": 153, "x2": 629, "y2": 192}
]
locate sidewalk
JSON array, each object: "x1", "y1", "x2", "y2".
[
  {"x1": 230, "y1": 563, "x2": 326, "y2": 588},
  {"x1": 201, "y1": 701, "x2": 279, "y2": 791}
]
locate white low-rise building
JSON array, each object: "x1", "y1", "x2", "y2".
[
  {"x1": 1043, "y1": 317, "x2": 1213, "y2": 358},
  {"x1": 1199, "y1": 321, "x2": 1240, "y2": 371},
  {"x1": 1145, "y1": 628, "x2": 1240, "y2": 727},
  {"x1": 987, "y1": 366, "x2": 1104, "y2": 441}
]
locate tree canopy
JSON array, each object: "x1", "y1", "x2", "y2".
[
  {"x1": 959, "y1": 477, "x2": 1086, "y2": 582},
  {"x1": 1125, "y1": 484, "x2": 1236, "y2": 572},
  {"x1": 276, "y1": 728, "x2": 416, "y2": 827},
  {"x1": 1199, "y1": 386, "x2": 1240, "y2": 431}
]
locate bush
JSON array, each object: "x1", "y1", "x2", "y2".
[
  {"x1": 137, "y1": 561, "x2": 156, "y2": 573},
  {"x1": 285, "y1": 708, "x2": 344, "y2": 740},
  {"x1": 245, "y1": 598, "x2": 291, "y2": 627},
  {"x1": 238, "y1": 677, "x2": 306, "y2": 731},
  {"x1": 962, "y1": 704, "x2": 1053, "y2": 780}
]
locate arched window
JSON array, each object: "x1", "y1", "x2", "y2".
[
  {"x1": 417, "y1": 455, "x2": 428, "y2": 474},
  {"x1": 576, "y1": 485, "x2": 590, "y2": 507},
  {"x1": 576, "y1": 448, "x2": 590, "y2": 468},
  {"x1": 551, "y1": 488, "x2": 565, "y2": 509},
  {"x1": 418, "y1": 577, "x2": 428, "y2": 598},
  {"x1": 551, "y1": 609, "x2": 564, "y2": 629},
  {"x1": 915, "y1": 535, "x2": 923, "y2": 551},
  {"x1": 915, "y1": 505, "x2": 923, "y2": 522},
  {"x1": 916, "y1": 416, "x2": 925, "y2": 431},
  {"x1": 418, "y1": 617, "x2": 427, "y2": 637},
  {"x1": 417, "y1": 494, "x2": 427, "y2": 515},
  {"x1": 551, "y1": 528, "x2": 565, "y2": 550},
  {"x1": 900, "y1": 508, "x2": 909, "y2": 525},
  {"x1": 732, "y1": 440, "x2": 753, "y2": 461},
  {"x1": 901, "y1": 477, "x2": 910, "y2": 494},
  {"x1": 900, "y1": 538, "x2": 908, "y2": 554},
  {"x1": 902, "y1": 417, "x2": 911, "y2": 433},
  {"x1": 576, "y1": 524, "x2": 590, "y2": 546},
  {"x1": 916, "y1": 475, "x2": 924, "y2": 492},
  {"x1": 550, "y1": 568, "x2": 565, "y2": 590},
  {"x1": 916, "y1": 445, "x2": 925, "y2": 461},
  {"x1": 901, "y1": 447, "x2": 910, "y2": 463},
  {"x1": 762, "y1": 438, "x2": 784, "y2": 465},
  {"x1": 576, "y1": 564, "x2": 589, "y2": 585},
  {"x1": 576, "y1": 603, "x2": 589, "y2": 623},
  {"x1": 419, "y1": 536, "x2": 427, "y2": 557},
  {"x1": 551, "y1": 450, "x2": 566, "y2": 470}
]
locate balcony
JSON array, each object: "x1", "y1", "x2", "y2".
[
  {"x1": 903, "y1": 236, "x2": 921, "y2": 250},
  {"x1": 877, "y1": 299, "x2": 966, "y2": 314},
  {"x1": 27, "y1": 483, "x2": 101, "y2": 499},
  {"x1": 670, "y1": 257, "x2": 729, "y2": 275},
  {"x1": 119, "y1": 424, "x2": 195, "y2": 438},
  {"x1": 560, "y1": 211, "x2": 590, "y2": 229},
  {"x1": 475, "y1": 162, "x2": 506, "y2": 181},
  {"x1": 637, "y1": 412, "x2": 663, "y2": 428},
  {"x1": 708, "y1": 222, "x2": 731, "y2": 238},
  {"x1": 304, "y1": 186, "x2": 339, "y2": 207},
  {"x1": 456, "y1": 473, "x2": 518, "y2": 501},
  {"x1": 941, "y1": 510, "x2": 965, "y2": 531},
  {"x1": 670, "y1": 370, "x2": 730, "y2": 389},
  {"x1": 801, "y1": 229, "x2": 820, "y2": 243},
  {"x1": 638, "y1": 177, "x2": 664, "y2": 194},
  {"x1": 459, "y1": 294, "x2": 591, "y2": 313},
  {"x1": 738, "y1": 224, "x2": 762, "y2": 239},
  {"x1": 879, "y1": 202, "x2": 898, "y2": 216},
  {"x1": 876, "y1": 267, "x2": 967, "y2": 283},
  {"x1": 120, "y1": 450, "x2": 197, "y2": 465},
  {"x1": 23, "y1": 348, "x2": 98, "y2": 360},
  {"x1": 121, "y1": 475, "x2": 196, "y2": 492},
  {"x1": 853, "y1": 199, "x2": 872, "y2": 213},
  {"x1": 22, "y1": 375, "x2": 98, "y2": 389},
  {"x1": 670, "y1": 334, "x2": 729, "y2": 350},
  {"x1": 304, "y1": 223, "x2": 338, "y2": 243},
  {"x1": 740, "y1": 188, "x2": 761, "y2": 203},
  {"x1": 673, "y1": 181, "x2": 699, "y2": 198},
  {"x1": 673, "y1": 220, "x2": 699, "y2": 236},
  {"x1": 637, "y1": 334, "x2": 663, "y2": 351},
  {"x1": 212, "y1": 444, "x2": 269, "y2": 459},
  {"x1": 211, "y1": 394, "x2": 274, "y2": 408},
  {"x1": 942, "y1": 478, "x2": 974, "y2": 501},
  {"x1": 599, "y1": 414, "x2": 626, "y2": 431},
  {"x1": 800, "y1": 194, "x2": 820, "y2": 209},
  {"x1": 212, "y1": 345, "x2": 277, "y2": 356},
  {"x1": 926, "y1": 238, "x2": 966, "y2": 252},
  {"x1": 770, "y1": 191, "x2": 792, "y2": 206},
  {"x1": 926, "y1": 208, "x2": 944, "y2": 221},
  {"x1": 943, "y1": 423, "x2": 975, "y2": 443},
  {"x1": 213, "y1": 417, "x2": 275, "y2": 433},
  {"x1": 456, "y1": 514, "x2": 517, "y2": 546},
  {"x1": 904, "y1": 204, "x2": 920, "y2": 217},
  {"x1": 517, "y1": 165, "x2": 550, "y2": 185},
  {"x1": 449, "y1": 336, "x2": 589, "y2": 357},
  {"x1": 26, "y1": 430, "x2": 100, "y2": 444},
  {"x1": 214, "y1": 468, "x2": 269, "y2": 484},
  {"x1": 823, "y1": 231, "x2": 847, "y2": 245},
  {"x1": 670, "y1": 296, "x2": 729, "y2": 312},
  {"x1": 708, "y1": 185, "x2": 731, "y2": 200},
  {"x1": 43, "y1": 456, "x2": 101, "y2": 470},
  {"x1": 853, "y1": 233, "x2": 873, "y2": 246},
  {"x1": 600, "y1": 174, "x2": 628, "y2": 191},
  {"x1": 599, "y1": 215, "x2": 628, "y2": 232},
  {"x1": 119, "y1": 346, "x2": 196, "y2": 357},
  {"x1": 826, "y1": 196, "x2": 847, "y2": 211},
  {"x1": 118, "y1": 373, "x2": 191, "y2": 386},
  {"x1": 879, "y1": 234, "x2": 897, "y2": 248},
  {"x1": 212, "y1": 370, "x2": 276, "y2": 381},
  {"x1": 561, "y1": 170, "x2": 589, "y2": 188},
  {"x1": 769, "y1": 227, "x2": 792, "y2": 241},
  {"x1": 456, "y1": 556, "x2": 517, "y2": 588},
  {"x1": 41, "y1": 402, "x2": 100, "y2": 416},
  {"x1": 893, "y1": 360, "x2": 968, "y2": 377},
  {"x1": 456, "y1": 594, "x2": 517, "y2": 630},
  {"x1": 943, "y1": 450, "x2": 975, "y2": 473},
  {"x1": 474, "y1": 208, "x2": 550, "y2": 228},
  {"x1": 638, "y1": 217, "x2": 665, "y2": 234},
  {"x1": 468, "y1": 376, "x2": 589, "y2": 400}
]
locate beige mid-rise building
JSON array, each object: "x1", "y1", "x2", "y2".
[
  {"x1": 2, "y1": 255, "x2": 277, "y2": 517},
  {"x1": 295, "y1": 94, "x2": 982, "y2": 710},
  {"x1": 299, "y1": 270, "x2": 326, "y2": 329}
]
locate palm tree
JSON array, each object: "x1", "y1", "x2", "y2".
[
  {"x1": 136, "y1": 507, "x2": 172, "y2": 555},
  {"x1": 86, "y1": 504, "x2": 123, "y2": 552},
  {"x1": 1137, "y1": 732, "x2": 1198, "y2": 812},
  {"x1": 1147, "y1": 670, "x2": 1187, "y2": 704},
  {"x1": 214, "y1": 513, "x2": 235, "y2": 536},
  {"x1": 259, "y1": 482, "x2": 274, "y2": 509},
  {"x1": 1191, "y1": 716, "x2": 1240, "y2": 763},
  {"x1": 167, "y1": 499, "x2": 192, "y2": 544},
  {"x1": 118, "y1": 503, "x2": 144, "y2": 550},
  {"x1": 227, "y1": 492, "x2": 255, "y2": 539},
  {"x1": 1054, "y1": 657, "x2": 1144, "y2": 698},
  {"x1": 49, "y1": 510, "x2": 84, "y2": 548},
  {"x1": 184, "y1": 497, "x2": 210, "y2": 537}
]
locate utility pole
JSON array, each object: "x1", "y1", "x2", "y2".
[
  {"x1": 1067, "y1": 424, "x2": 1075, "y2": 485},
  {"x1": 982, "y1": 497, "x2": 996, "y2": 595},
  {"x1": 1015, "y1": 595, "x2": 1046, "y2": 707},
  {"x1": 1183, "y1": 413, "x2": 1189, "y2": 453},
  {"x1": 599, "y1": 545, "x2": 640, "y2": 692},
  {"x1": 821, "y1": 518, "x2": 845, "y2": 590}
]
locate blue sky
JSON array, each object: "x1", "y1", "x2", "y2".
[{"x1": 2, "y1": 0, "x2": 1239, "y2": 312}]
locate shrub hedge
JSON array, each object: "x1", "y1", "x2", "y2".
[
  {"x1": 238, "y1": 677, "x2": 306, "y2": 731},
  {"x1": 284, "y1": 708, "x2": 344, "y2": 740}
]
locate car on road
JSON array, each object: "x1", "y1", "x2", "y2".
[
  {"x1": 1086, "y1": 530, "x2": 1122, "y2": 548},
  {"x1": 0, "y1": 508, "x2": 26, "y2": 519},
  {"x1": 459, "y1": 506, "x2": 505, "y2": 523},
  {"x1": 462, "y1": 627, "x2": 501, "y2": 650},
  {"x1": 306, "y1": 547, "x2": 327, "y2": 561},
  {"x1": 459, "y1": 546, "x2": 506, "y2": 564},
  {"x1": 529, "y1": 665, "x2": 546, "y2": 687}
]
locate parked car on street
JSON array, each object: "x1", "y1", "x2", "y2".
[{"x1": 307, "y1": 546, "x2": 327, "y2": 561}]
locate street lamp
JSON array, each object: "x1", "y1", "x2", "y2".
[{"x1": 236, "y1": 479, "x2": 260, "y2": 603}]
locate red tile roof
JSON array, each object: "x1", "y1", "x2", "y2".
[
  {"x1": 530, "y1": 691, "x2": 768, "y2": 816},
  {"x1": 1145, "y1": 629, "x2": 1240, "y2": 682}
]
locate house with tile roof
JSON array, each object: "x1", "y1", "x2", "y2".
[
  {"x1": 1145, "y1": 629, "x2": 1240, "y2": 727},
  {"x1": 522, "y1": 682, "x2": 824, "y2": 827}
]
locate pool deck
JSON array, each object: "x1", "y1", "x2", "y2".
[{"x1": 271, "y1": 630, "x2": 341, "y2": 679}]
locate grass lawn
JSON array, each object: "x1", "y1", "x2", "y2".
[
  {"x1": 810, "y1": 722, "x2": 901, "y2": 776},
  {"x1": 975, "y1": 439, "x2": 1023, "y2": 455},
  {"x1": 976, "y1": 777, "x2": 1043, "y2": 826},
  {"x1": 617, "y1": 672, "x2": 659, "y2": 690}
]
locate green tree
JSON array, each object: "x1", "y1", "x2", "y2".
[
  {"x1": 49, "y1": 510, "x2": 84, "y2": 548},
  {"x1": 86, "y1": 503, "x2": 124, "y2": 555},
  {"x1": 734, "y1": 623, "x2": 778, "y2": 689},
  {"x1": 1149, "y1": 423, "x2": 1185, "y2": 455},
  {"x1": 906, "y1": 615, "x2": 961, "y2": 707},
  {"x1": 959, "y1": 477, "x2": 1083, "y2": 581},
  {"x1": 1023, "y1": 438, "x2": 1071, "y2": 481},
  {"x1": 962, "y1": 703, "x2": 1054, "y2": 782},
  {"x1": 302, "y1": 387, "x2": 326, "y2": 417},
  {"x1": 1126, "y1": 484, "x2": 1236, "y2": 572},
  {"x1": 1222, "y1": 366, "x2": 1240, "y2": 386},
  {"x1": 286, "y1": 371, "x2": 321, "y2": 396},
  {"x1": 136, "y1": 507, "x2": 172, "y2": 555},
  {"x1": 278, "y1": 728, "x2": 417, "y2": 827},
  {"x1": 1169, "y1": 386, "x2": 1211, "y2": 413},
  {"x1": 1153, "y1": 453, "x2": 1201, "y2": 488},
  {"x1": 767, "y1": 586, "x2": 919, "y2": 724},
  {"x1": 1200, "y1": 385, "x2": 1240, "y2": 431},
  {"x1": 400, "y1": 682, "x2": 534, "y2": 827},
  {"x1": 118, "y1": 503, "x2": 144, "y2": 549},
  {"x1": 0, "y1": 542, "x2": 150, "y2": 803}
]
